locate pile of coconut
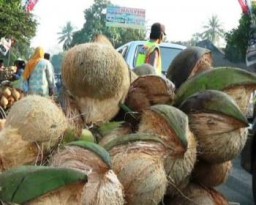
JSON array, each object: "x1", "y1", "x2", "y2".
[{"x1": 0, "y1": 43, "x2": 255, "y2": 205}]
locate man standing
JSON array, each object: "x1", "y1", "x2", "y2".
[{"x1": 136, "y1": 22, "x2": 166, "y2": 75}]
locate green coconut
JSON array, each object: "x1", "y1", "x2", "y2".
[
  {"x1": 61, "y1": 43, "x2": 130, "y2": 124},
  {"x1": 5, "y1": 95, "x2": 68, "y2": 144}
]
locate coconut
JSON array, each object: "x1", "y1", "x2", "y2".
[
  {"x1": 166, "y1": 46, "x2": 213, "y2": 89},
  {"x1": 28, "y1": 183, "x2": 84, "y2": 205},
  {"x1": 224, "y1": 85, "x2": 256, "y2": 116},
  {"x1": 165, "y1": 183, "x2": 229, "y2": 205},
  {"x1": 191, "y1": 160, "x2": 232, "y2": 187},
  {"x1": 125, "y1": 75, "x2": 176, "y2": 112},
  {"x1": 111, "y1": 152, "x2": 167, "y2": 205},
  {"x1": 50, "y1": 145, "x2": 124, "y2": 205},
  {"x1": 5, "y1": 95, "x2": 68, "y2": 145},
  {"x1": 102, "y1": 132, "x2": 169, "y2": 205},
  {"x1": 132, "y1": 63, "x2": 156, "y2": 76},
  {"x1": 0, "y1": 127, "x2": 40, "y2": 172},
  {"x1": 138, "y1": 105, "x2": 197, "y2": 196},
  {"x1": 189, "y1": 113, "x2": 248, "y2": 163},
  {"x1": 164, "y1": 131, "x2": 197, "y2": 197},
  {"x1": 179, "y1": 89, "x2": 249, "y2": 163},
  {"x1": 61, "y1": 43, "x2": 130, "y2": 124}
]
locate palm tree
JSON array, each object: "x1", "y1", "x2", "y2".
[
  {"x1": 57, "y1": 21, "x2": 75, "y2": 50},
  {"x1": 201, "y1": 15, "x2": 225, "y2": 45}
]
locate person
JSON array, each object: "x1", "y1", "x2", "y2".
[
  {"x1": 12, "y1": 59, "x2": 26, "y2": 81},
  {"x1": 136, "y1": 22, "x2": 166, "y2": 75},
  {"x1": 44, "y1": 52, "x2": 57, "y2": 94},
  {"x1": 23, "y1": 47, "x2": 55, "y2": 96}
]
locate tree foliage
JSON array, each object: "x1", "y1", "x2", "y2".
[
  {"x1": 58, "y1": 22, "x2": 75, "y2": 51},
  {"x1": 225, "y1": 14, "x2": 250, "y2": 63},
  {"x1": 70, "y1": 0, "x2": 146, "y2": 48},
  {"x1": 201, "y1": 15, "x2": 225, "y2": 45},
  {"x1": 0, "y1": 0, "x2": 38, "y2": 65},
  {"x1": 0, "y1": 0, "x2": 37, "y2": 44}
]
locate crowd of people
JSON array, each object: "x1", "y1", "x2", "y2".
[{"x1": 0, "y1": 47, "x2": 56, "y2": 97}]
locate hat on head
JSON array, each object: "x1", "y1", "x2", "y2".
[{"x1": 150, "y1": 22, "x2": 166, "y2": 39}]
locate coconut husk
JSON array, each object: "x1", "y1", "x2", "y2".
[
  {"x1": 189, "y1": 113, "x2": 248, "y2": 163},
  {"x1": 0, "y1": 127, "x2": 41, "y2": 172},
  {"x1": 191, "y1": 160, "x2": 232, "y2": 187},
  {"x1": 138, "y1": 109, "x2": 186, "y2": 156},
  {"x1": 164, "y1": 132, "x2": 197, "y2": 197},
  {"x1": 125, "y1": 75, "x2": 175, "y2": 112},
  {"x1": 0, "y1": 119, "x2": 5, "y2": 131},
  {"x1": 61, "y1": 43, "x2": 130, "y2": 125},
  {"x1": 166, "y1": 46, "x2": 213, "y2": 89},
  {"x1": 59, "y1": 87, "x2": 84, "y2": 133},
  {"x1": 92, "y1": 34, "x2": 114, "y2": 48},
  {"x1": 111, "y1": 152, "x2": 167, "y2": 205},
  {"x1": 28, "y1": 182, "x2": 84, "y2": 205},
  {"x1": 132, "y1": 63, "x2": 156, "y2": 76},
  {"x1": 165, "y1": 183, "x2": 229, "y2": 205},
  {"x1": 62, "y1": 43, "x2": 130, "y2": 100},
  {"x1": 5, "y1": 95, "x2": 68, "y2": 145},
  {"x1": 50, "y1": 146, "x2": 124, "y2": 205},
  {"x1": 224, "y1": 84, "x2": 256, "y2": 116}
]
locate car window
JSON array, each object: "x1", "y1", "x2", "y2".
[
  {"x1": 133, "y1": 45, "x2": 183, "y2": 74},
  {"x1": 118, "y1": 45, "x2": 129, "y2": 58},
  {"x1": 133, "y1": 45, "x2": 142, "y2": 68}
]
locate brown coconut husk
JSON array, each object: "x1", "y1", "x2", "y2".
[
  {"x1": 50, "y1": 146, "x2": 124, "y2": 205},
  {"x1": 0, "y1": 119, "x2": 5, "y2": 131},
  {"x1": 224, "y1": 84, "x2": 256, "y2": 116},
  {"x1": 59, "y1": 87, "x2": 84, "y2": 133},
  {"x1": 5, "y1": 95, "x2": 68, "y2": 144},
  {"x1": 62, "y1": 43, "x2": 130, "y2": 100},
  {"x1": 165, "y1": 183, "x2": 229, "y2": 205},
  {"x1": 164, "y1": 132, "x2": 197, "y2": 197},
  {"x1": 108, "y1": 138, "x2": 169, "y2": 159},
  {"x1": 125, "y1": 75, "x2": 175, "y2": 112},
  {"x1": 111, "y1": 152, "x2": 167, "y2": 205},
  {"x1": 28, "y1": 182, "x2": 84, "y2": 205},
  {"x1": 62, "y1": 43, "x2": 130, "y2": 125},
  {"x1": 92, "y1": 34, "x2": 114, "y2": 48},
  {"x1": 0, "y1": 127, "x2": 41, "y2": 172},
  {"x1": 166, "y1": 46, "x2": 213, "y2": 89},
  {"x1": 138, "y1": 109, "x2": 186, "y2": 156},
  {"x1": 189, "y1": 113, "x2": 248, "y2": 163},
  {"x1": 191, "y1": 160, "x2": 232, "y2": 187}
]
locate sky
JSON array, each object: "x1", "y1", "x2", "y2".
[{"x1": 30, "y1": 0, "x2": 243, "y2": 54}]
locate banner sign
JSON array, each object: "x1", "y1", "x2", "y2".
[
  {"x1": 106, "y1": 5, "x2": 146, "y2": 29},
  {"x1": 21, "y1": 0, "x2": 39, "y2": 12}
]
